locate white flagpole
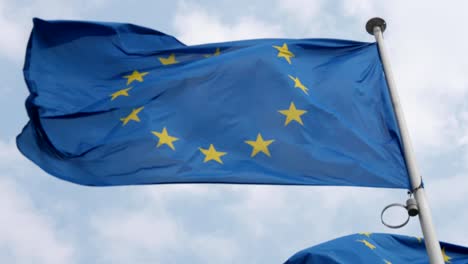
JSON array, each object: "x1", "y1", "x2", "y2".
[{"x1": 366, "y1": 18, "x2": 444, "y2": 264}]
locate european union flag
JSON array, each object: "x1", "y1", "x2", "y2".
[
  {"x1": 285, "y1": 233, "x2": 468, "y2": 263},
  {"x1": 17, "y1": 18, "x2": 410, "y2": 188}
]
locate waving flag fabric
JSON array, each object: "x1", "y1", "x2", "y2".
[
  {"x1": 285, "y1": 233, "x2": 468, "y2": 264},
  {"x1": 17, "y1": 18, "x2": 410, "y2": 187}
]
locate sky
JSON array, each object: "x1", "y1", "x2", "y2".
[{"x1": 1, "y1": 0, "x2": 467, "y2": 263}]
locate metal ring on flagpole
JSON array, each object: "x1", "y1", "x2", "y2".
[{"x1": 381, "y1": 203, "x2": 410, "y2": 229}]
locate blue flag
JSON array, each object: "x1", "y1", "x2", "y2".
[
  {"x1": 285, "y1": 233, "x2": 468, "y2": 264},
  {"x1": 17, "y1": 18, "x2": 410, "y2": 187}
]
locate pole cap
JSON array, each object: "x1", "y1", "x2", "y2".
[{"x1": 366, "y1": 17, "x2": 386, "y2": 35}]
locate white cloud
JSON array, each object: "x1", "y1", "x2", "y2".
[
  {"x1": 341, "y1": 0, "x2": 377, "y2": 17},
  {"x1": 0, "y1": 177, "x2": 75, "y2": 264},
  {"x1": 90, "y1": 193, "x2": 240, "y2": 263},
  {"x1": 87, "y1": 183, "x2": 417, "y2": 263},
  {"x1": 191, "y1": 235, "x2": 239, "y2": 263},
  {"x1": 427, "y1": 173, "x2": 468, "y2": 245},
  {"x1": 224, "y1": 185, "x2": 419, "y2": 261},
  {"x1": 0, "y1": 3, "x2": 25, "y2": 62},
  {"x1": 0, "y1": 0, "x2": 109, "y2": 62},
  {"x1": 0, "y1": 139, "x2": 23, "y2": 167},
  {"x1": 0, "y1": 140, "x2": 76, "y2": 263},
  {"x1": 173, "y1": 1, "x2": 283, "y2": 45},
  {"x1": 277, "y1": 0, "x2": 323, "y2": 25},
  {"x1": 91, "y1": 209, "x2": 182, "y2": 263}
]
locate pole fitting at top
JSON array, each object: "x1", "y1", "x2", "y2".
[{"x1": 366, "y1": 17, "x2": 386, "y2": 35}]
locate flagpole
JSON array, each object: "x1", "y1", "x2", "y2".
[{"x1": 366, "y1": 18, "x2": 444, "y2": 264}]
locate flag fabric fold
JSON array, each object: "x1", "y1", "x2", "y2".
[
  {"x1": 17, "y1": 18, "x2": 410, "y2": 187},
  {"x1": 285, "y1": 233, "x2": 468, "y2": 264}
]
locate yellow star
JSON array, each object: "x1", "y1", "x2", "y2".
[
  {"x1": 359, "y1": 232, "x2": 372, "y2": 238},
  {"x1": 151, "y1": 127, "x2": 179, "y2": 150},
  {"x1": 288, "y1": 75, "x2": 309, "y2": 95},
  {"x1": 123, "y1": 70, "x2": 148, "y2": 85},
  {"x1": 110, "y1": 87, "x2": 132, "y2": 101},
  {"x1": 279, "y1": 102, "x2": 307, "y2": 126},
  {"x1": 383, "y1": 259, "x2": 392, "y2": 264},
  {"x1": 204, "y1": 48, "x2": 221, "y2": 58},
  {"x1": 356, "y1": 239, "x2": 376, "y2": 250},
  {"x1": 245, "y1": 133, "x2": 275, "y2": 157},
  {"x1": 415, "y1": 237, "x2": 422, "y2": 243},
  {"x1": 199, "y1": 144, "x2": 227, "y2": 164},
  {"x1": 158, "y1": 53, "x2": 178, "y2": 65},
  {"x1": 442, "y1": 247, "x2": 452, "y2": 263},
  {"x1": 273, "y1": 43, "x2": 294, "y2": 64},
  {"x1": 120, "y1": 106, "x2": 144, "y2": 126}
]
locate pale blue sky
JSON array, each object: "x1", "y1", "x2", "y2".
[{"x1": 1, "y1": 0, "x2": 467, "y2": 263}]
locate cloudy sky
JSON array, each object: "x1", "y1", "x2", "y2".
[{"x1": 1, "y1": 0, "x2": 467, "y2": 263}]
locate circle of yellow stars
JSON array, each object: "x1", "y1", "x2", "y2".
[
  {"x1": 110, "y1": 43, "x2": 312, "y2": 165},
  {"x1": 112, "y1": 51, "x2": 454, "y2": 263}
]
